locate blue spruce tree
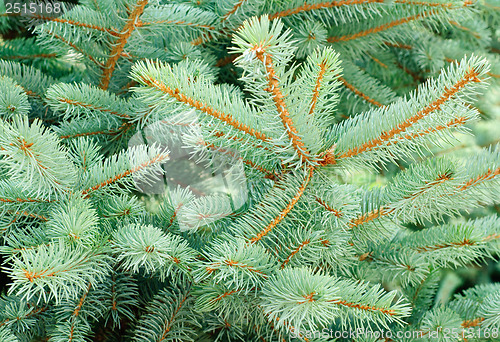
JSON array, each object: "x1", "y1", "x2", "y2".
[{"x1": 0, "y1": 0, "x2": 499, "y2": 341}]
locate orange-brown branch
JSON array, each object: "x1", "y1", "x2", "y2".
[
  {"x1": 386, "y1": 116, "x2": 467, "y2": 146},
  {"x1": 327, "y1": 11, "x2": 436, "y2": 43},
  {"x1": 7, "y1": 210, "x2": 49, "y2": 222},
  {"x1": 329, "y1": 299, "x2": 397, "y2": 315},
  {"x1": 394, "y1": 0, "x2": 471, "y2": 7},
  {"x1": 449, "y1": 20, "x2": 481, "y2": 39},
  {"x1": 369, "y1": 54, "x2": 389, "y2": 68},
  {"x1": 24, "y1": 264, "x2": 64, "y2": 282},
  {"x1": 212, "y1": 130, "x2": 273, "y2": 152},
  {"x1": 59, "y1": 130, "x2": 119, "y2": 139},
  {"x1": 269, "y1": 0, "x2": 384, "y2": 20},
  {"x1": 29, "y1": 14, "x2": 119, "y2": 35},
  {"x1": 73, "y1": 282, "x2": 92, "y2": 317},
  {"x1": 384, "y1": 41, "x2": 413, "y2": 49},
  {"x1": 81, "y1": 152, "x2": 169, "y2": 196},
  {"x1": 2, "y1": 53, "x2": 57, "y2": 59},
  {"x1": 203, "y1": 141, "x2": 275, "y2": 178},
  {"x1": 254, "y1": 47, "x2": 311, "y2": 162},
  {"x1": 350, "y1": 172, "x2": 454, "y2": 228},
  {"x1": 458, "y1": 166, "x2": 500, "y2": 191},
  {"x1": 215, "y1": 54, "x2": 238, "y2": 67},
  {"x1": 339, "y1": 76, "x2": 385, "y2": 107},
  {"x1": 140, "y1": 75, "x2": 269, "y2": 142},
  {"x1": 56, "y1": 97, "x2": 131, "y2": 119},
  {"x1": 349, "y1": 207, "x2": 394, "y2": 228},
  {"x1": 139, "y1": 19, "x2": 215, "y2": 30},
  {"x1": 221, "y1": 0, "x2": 247, "y2": 22},
  {"x1": 461, "y1": 317, "x2": 485, "y2": 328},
  {"x1": 190, "y1": 0, "x2": 384, "y2": 46},
  {"x1": 403, "y1": 172, "x2": 454, "y2": 202},
  {"x1": 248, "y1": 168, "x2": 314, "y2": 244},
  {"x1": 315, "y1": 197, "x2": 343, "y2": 217},
  {"x1": 51, "y1": 33, "x2": 104, "y2": 67},
  {"x1": 191, "y1": 32, "x2": 217, "y2": 46},
  {"x1": 158, "y1": 290, "x2": 190, "y2": 342},
  {"x1": 445, "y1": 57, "x2": 499, "y2": 79},
  {"x1": 99, "y1": 0, "x2": 148, "y2": 89},
  {"x1": 337, "y1": 67, "x2": 482, "y2": 159},
  {"x1": 0, "y1": 197, "x2": 52, "y2": 203},
  {"x1": 224, "y1": 260, "x2": 268, "y2": 277},
  {"x1": 415, "y1": 238, "x2": 475, "y2": 252},
  {"x1": 281, "y1": 240, "x2": 311, "y2": 268},
  {"x1": 309, "y1": 61, "x2": 328, "y2": 115},
  {"x1": 212, "y1": 289, "x2": 241, "y2": 302},
  {"x1": 0, "y1": 306, "x2": 46, "y2": 327}
]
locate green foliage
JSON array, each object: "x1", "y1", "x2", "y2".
[{"x1": 0, "y1": 0, "x2": 499, "y2": 340}]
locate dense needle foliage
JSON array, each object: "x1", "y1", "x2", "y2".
[{"x1": 0, "y1": 0, "x2": 499, "y2": 341}]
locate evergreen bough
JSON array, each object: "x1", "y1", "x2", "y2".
[{"x1": 0, "y1": 0, "x2": 499, "y2": 341}]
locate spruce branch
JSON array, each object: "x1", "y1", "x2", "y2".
[
  {"x1": 49, "y1": 281, "x2": 103, "y2": 342},
  {"x1": 336, "y1": 58, "x2": 399, "y2": 111},
  {"x1": 0, "y1": 76, "x2": 31, "y2": 119},
  {"x1": 0, "y1": 60, "x2": 55, "y2": 107},
  {"x1": 0, "y1": 115, "x2": 77, "y2": 198},
  {"x1": 0, "y1": 294, "x2": 46, "y2": 334},
  {"x1": 228, "y1": 169, "x2": 314, "y2": 245},
  {"x1": 99, "y1": 0, "x2": 148, "y2": 90},
  {"x1": 100, "y1": 272, "x2": 139, "y2": 328},
  {"x1": 260, "y1": 268, "x2": 411, "y2": 332},
  {"x1": 0, "y1": 327, "x2": 17, "y2": 342},
  {"x1": 45, "y1": 82, "x2": 138, "y2": 121},
  {"x1": 45, "y1": 195, "x2": 100, "y2": 247},
  {"x1": 268, "y1": 0, "x2": 386, "y2": 21},
  {"x1": 111, "y1": 223, "x2": 196, "y2": 279},
  {"x1": 401, "y1": 215, "x2": 500, "y2": 267},
  {"x1": 132, "y1": 283, "x2": 200, "y2": 342},
  {"x1": 5, "y1": 241, "x2": 111, "y2": 304},
  {"x1": 0, "y1": 0, "x2": 498, "y2": 339},
  {"x1": 194, "y1": 238, "x2": 277, "y2": 293},
  {"x1": 131, "y1": 59, "x2": 273, "y2": 143},
  {"x1": 79, "y1": 144, "x2": 169, "y2": 197},
  {"x1": 291, "y1": 47, "x2": 342, "y2": 129},
  {"x1": 330, "y1": 55, "x2": 489, "y2": 168},
  {"x1": 236, "y1": 17, "x2": 314, "y2": 164}
]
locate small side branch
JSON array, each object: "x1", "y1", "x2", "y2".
[
  {"x1": 99, "y1": 0, "x2": 149, "y2": 89},
  {"x1": 254, "y1": 47, "x2": 312, "y2": 163},
  {"x1": 248, "y1": 168, "x2": 314, "y2": 244},
  {"x1": 327, "y1": 11, "x2": 437, "y2": 43},
  {"x1": 140, "y1": 75, "x2": 269, "y2": 142}
]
